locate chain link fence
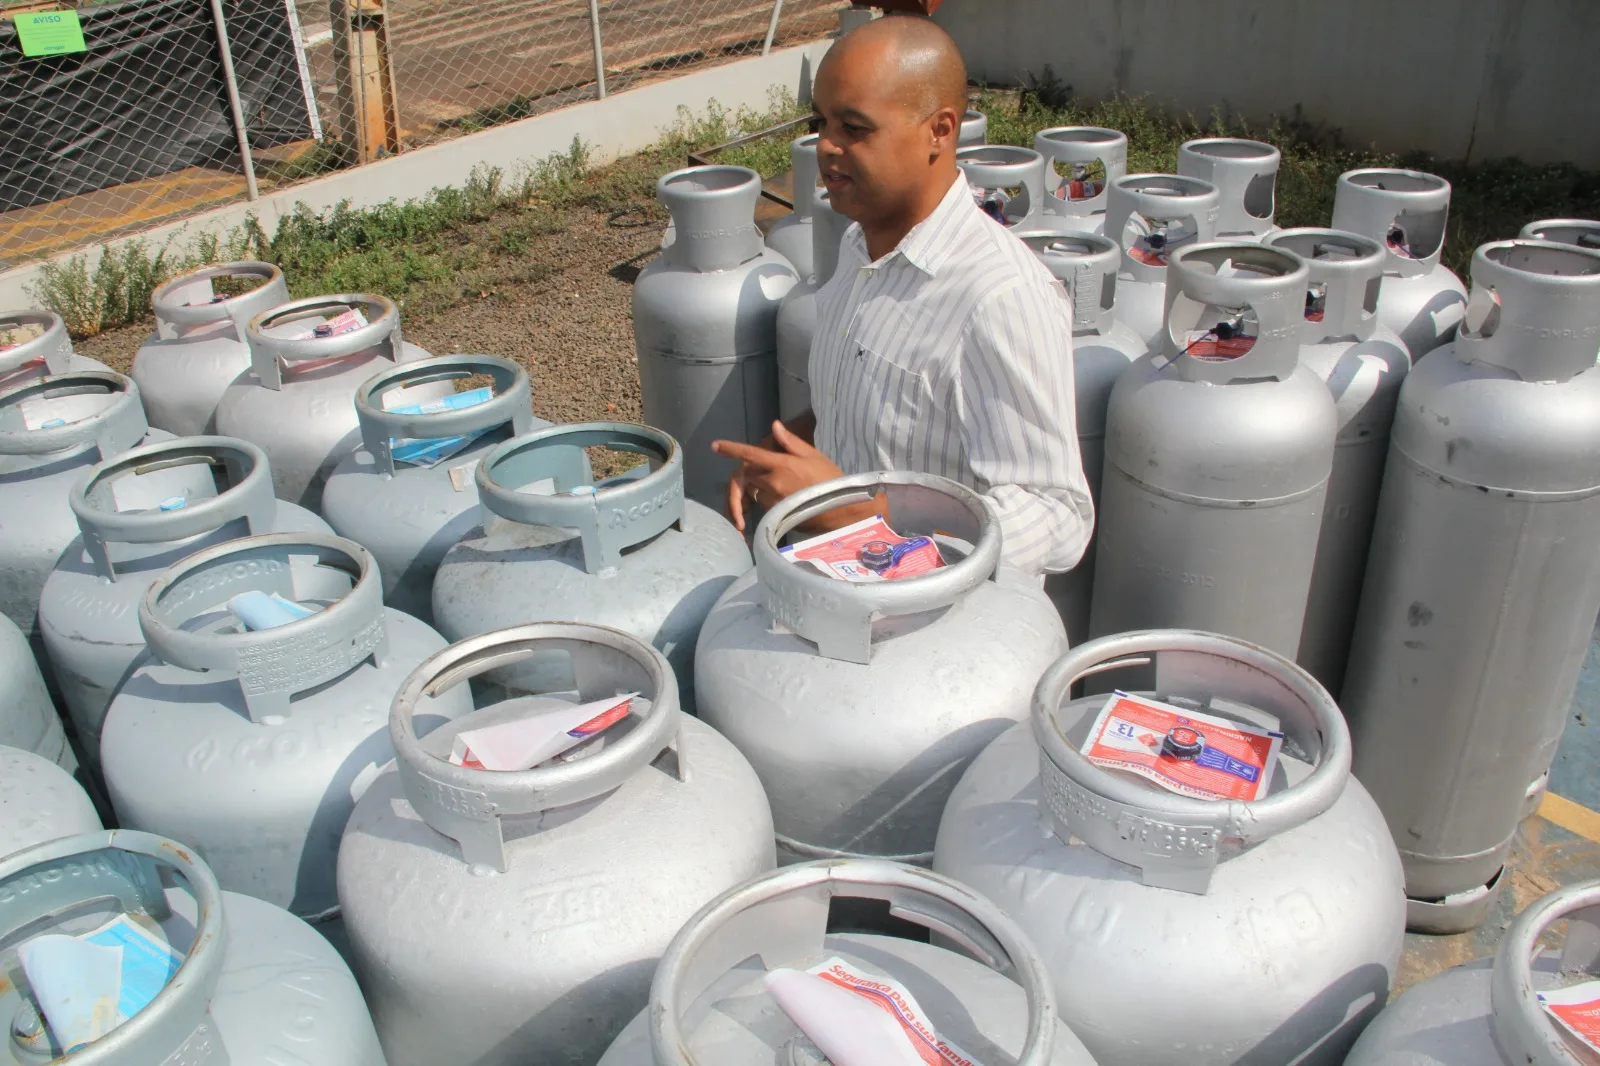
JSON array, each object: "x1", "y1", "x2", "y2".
[{"x1": 0, "y1": 0, "x2": 847, "y2": 270}]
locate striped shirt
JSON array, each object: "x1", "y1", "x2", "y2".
[{"x1": 810, "y1": 174, "x2": 1093, "y2": 575}]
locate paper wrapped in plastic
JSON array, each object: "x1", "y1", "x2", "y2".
[
  {"x1": 228, "y1": 590, "x2": 318, "y2": 631},
  {"x1": 384, "y1": 386, "x2": 495, "y2": 468},
  {"x1": 447, "y1": 693, "x2": 637, "y2": 771},
  {"x1": 1539, "y1": 980, "x2": 1600, "y2": 1055},
  {"x1": 780, "y1": 515, "x2": 945, "y2": 583},
  {"x1": 1079, "y1": 691, "x2": 1283, "y2": 802},
  {"x1": 19, "y1": 914, "x2": 184, "y2": 1052}
]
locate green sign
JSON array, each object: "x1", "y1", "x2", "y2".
[{"x1": 14, "y1": 9, "x2": 87, "y2": 57}]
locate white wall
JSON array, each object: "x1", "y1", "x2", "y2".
[
  {"x1": 935, "y1": 0, "x2": 1597, "y2": 167},
  {"x1": 0, "y1": 39, "x2": 832, "y2": 310}
]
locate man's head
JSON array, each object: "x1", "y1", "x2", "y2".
[{"x1": 811, "y1": 16, "x2": 967, "y2": 231}]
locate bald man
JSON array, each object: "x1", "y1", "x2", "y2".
[{"x1": 714, "y1": 16, "x2": 1092, "y2": 576}]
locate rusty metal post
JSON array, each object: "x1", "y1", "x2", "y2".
[{"x1": 330, "y1": 0, "x2": 401, "y2": 163}]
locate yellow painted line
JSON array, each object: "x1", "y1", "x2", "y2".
[{"x1": 1539, "y1": 792, "x2": 1600, "y2": 843}]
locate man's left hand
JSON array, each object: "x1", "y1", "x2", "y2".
[{"x1": 713, "y1": 421, "x2": 845, "y2": 532}]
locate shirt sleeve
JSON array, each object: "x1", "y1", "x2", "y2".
[{"x1": 956, "y1": 276, "x2": 1095, "y2": 576}]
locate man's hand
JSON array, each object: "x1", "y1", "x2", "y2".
[{"x1": 714, "y1": 420, "x2": 845, "y2": 533}]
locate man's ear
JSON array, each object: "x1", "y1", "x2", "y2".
[{"x1": 928, "y1": 104, "x2": 960, "y2": 155}]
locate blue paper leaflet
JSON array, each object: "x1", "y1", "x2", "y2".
[{"x1": 386, "y1": 386, "x2": 495, "y2": 467}]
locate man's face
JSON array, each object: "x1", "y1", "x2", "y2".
[{"x1": 811, "y1": 45, "x2": 939, "y2": 224}]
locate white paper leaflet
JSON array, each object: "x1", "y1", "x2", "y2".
[{"x1": 447, "y1": 693, "x2": 637, "y2": 771}]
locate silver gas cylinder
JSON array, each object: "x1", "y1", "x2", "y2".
[
  {"x1": 216, "y1": 293, "x2": 439, "y2": 511},
  {"x1": 1104, "y1": 173, "x2": 1222, "y2": 347},
  {"x1": 635, "y1": 166, "x2": 798, "y2": 508},
  {"x1": 0, "y1": 829, "x2": 385, "y2": 1065},
  {"x1": 957, "y1": 145, "x2": 1069, "y2": 233},
  {"x1": 1262, "y1": 228, "x2": 1411, "y2": 696},
  {"x1": 134, "y1": 261, "x2": 289, "y2": 436},
  {"x1": 1521, "y1": 217, "x2": 1600, "y2": 249},
  {"x1": 0, "y1": 371, "x2": 166, "y2": 653},
  {"x1": 40, "y1": 437, "x2": 328, "y2": 771},
  {"x1": 323, "y1": 354, "x2": 545, "y2": 624},
  {"x1": 0, "y1": 745, "x2": 99, "y2": 859},
  {"x1": 0, "y1": 613, "x2": 73, "y2": 770},
  {"x1": 695, "y1": 471, "x2": 1067, "y2": 865},
  {"x1": 1341, "y1": 239, "x2": 1600, "y2": 934},
  {"x1": 100, "y1": 531, "x2": 471, "y2": 925},
  {"x1": 338, "y1": 622, "x2": 775, "y2": 1066},
  {"x1": 598, "y1": 860, "x2": 1100, "y2": 1066},
  {"x1": 765, "y1": 134, "x2": 820, "y2": 280},
  {"x1": 1347, "y1": 879, "x2": 1600, "y2": 1066},
  {"x1": 0, "y1": 310, "x2": 107, "y2": 394},
  {"x1": 1177, "y1": 137, "x2": 1281, "y2": 240},
  {"x1": 1033, "y1": 126, "x2": 1127, "y2": 236},
  {"x1": 776, "y1": 190, "x2": 851, "y2": 420},
  {"x1": 934, "y1": 630, "x2": 1407, "y2": 1066},
  {"x1": 1090, "y1": 243, "x2": 1336, "y2": 659},
  {"x1": 960, "y1": 108, "x2": 988, "y2": 146},
  {"x1": 1020, "y1": 232, "x2": 1146, "y2": 644},
  {"x1": 432, "y1": 422, "x2": 750, "y2": 711},
  {"x1": 1331, "y1": 168, "x2": 1468, "y2": 358}
]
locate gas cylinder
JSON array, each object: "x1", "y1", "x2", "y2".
[
  {"x1": 765, "y1": 134, "x2": 820, "y2": 280},
  {"x1": 695, "y1": 471, "x2": 1067, "y2": 865},
  {"x1": 1177, "y1": 137, "x2": 1280, "y2": 240},
  {"x1": 432, "y1": 422, "x2": 749, "y2": 711},
  {"x1": 635, "y1": 166, "x2": 797, "y2": 508},
  {"x1": 0, "y1": 371, "x2": 166, "y2": 653},
  {"x1": 0, "y1": 310, "x2": 107, "y2": 394},
  {"x1": 1104, "y1": 173, "x2": 1222, "y2": 347},
  {"x1": 1019, "y1": 232, "x2": 1146, "y2": 644},
  {"x1": 99, "y1": 531, "x2": 472, "y2": 925},
  {"x1": 776, "y1": 190, "x2": 851, "y2": 419},
  {"x1": 1033, "y1": 126, "x2": 1127, "y2": 236},
  {"x1": 0, "y1": 829, "x2": 386, "y2": 1064},
  {"x1": 134, "y1": 261, "x2": 289, "y2": 436},
  {"x1": 1341, "y1": 239, "x2": 1600, "y2": 934},
  {"x1": 597, "y1": 860, "x2": 1100, "y2": 1065},
  {"x1": 934, "y1": 629, "x2": 1407, "y2": 1066},
  {"x1": 1331, "y1": 168, "x2": 1468, "y2": 358},
  {"x1": 960, "y1": 108, "x2": 987, "y2": 146},
  {"x1": 1346, "y1": 879, "x2": 1600, "y2": 1066},
  {"x1": 957, "y1": 145, "x2": 1068, "y2": 233},
  {"x1": 1262, "y1": 228, "x2": 1410, "y2": 696},
  {"x1": 322, "y1": 354, "x2": 545, "y2": 624},
  {"x1": 1090, "y1": 243, "x2": 1336, "y2": 660},
  {"x1": 0, "y1": 614, "x2": 73, "y2": 770},
  {"x1": 39, "y1": 437, "x2": 328, "y2": 771},
  {"x1": 0, "y1": 745, "x2": 99, "y2": 858},
  {"x1": 338, "y1": 622, "x2": 775, "y2": 1066},
  {"x1": 1521, "y1": 217, "x2": 1600, "y2": 249},
  {"x1": 215, "y1": 293, "x2": 438, "y2": 511}
]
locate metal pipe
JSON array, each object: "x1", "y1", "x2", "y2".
[
  {"x1": 210, "y1": 0, "x2": 260, "y2": 201},
  {"x1": 761, "y1": 0, "x2": 784, "y2": 55},
  {"x1": 589, "y1": 0, "x2": 607, "y2": 99}
]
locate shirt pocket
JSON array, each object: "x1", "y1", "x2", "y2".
[{"x1": 835, "y1": 319, "x2": 930, "y2": 469}]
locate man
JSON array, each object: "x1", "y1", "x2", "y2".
[{"x1": 713, "y1": 15, "x2": 1092, "y2": 576}]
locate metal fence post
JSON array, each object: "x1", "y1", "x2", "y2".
[
  {"x1": 209, "y1": 0, "x2": 261, "y2": 201},
  {"x1": 762, "y1": 0, "x2": 784, "y2": 55},
  {"x1": 589, "y1": 0, "x2": 607, "y2": 98}
]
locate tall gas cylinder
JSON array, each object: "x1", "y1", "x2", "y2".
[
  {"x1": 0, "y1": 310, "x2": 107, "y2": 394},
  {"x1": 432, "y1": 422, "x2": 749, "y2": 710},
  {"x1": 958, "y1": 145, "x2": 1068, "y2": 233},
  {"x1": 1033, "y1": 126, "x2": 1127, "y2": 236},
  {"x1": 1104, "y1": 173, "x2": 1222, "y2": 347},
  {"x1": 1177, "y1": 137, "x2": 1280, "y2": 240},
  {"x1": 1261, "y1": 229, "x2": 1411, "y2": 696},
  {"x1": 935, "y1": 630, "x2": 1407, "y2": 1066},
  {"x1": 1020, "y1": 232, "x2": 1146, "y2": 644},
  {"x1": 0, "y1": 371, "x2": 165, "y2": 652},
  {"x1": 1347, "y1": 879, "x2": 1600, "y2": 1066},
  {"x1": 1521, "y1": 217, "x2": 1600, "y2": 248},
  {"x1": 765, "y1": 134, "x2": 820, "y2": 279},
  {"x1": 0, "y1": 614, "x2": 73, "y2": 770},
  {"x1": 775, "y1": 189, "x2": 850, "y2": 419},
  {"x1": 40, "y1": 437, "x2": 328, "y2": 770},
  {"x1": 134, "y1": 261, "x2": 289, "y2": 436},
  {"x1": 0, "y1": 745, "x2": 99, "y2": 858},
  {"x1": 598, "y1": 860, "x2": 1100, "y2": 1065},
  {"x1": 323, "y1": 354, "x2": 545, "y2": 624},
  {"x1": 338, "y1": 622, "x2": 775, "y2": 1066},
  {"x1": 1, "y1": 830, "x2": 386, "y2": 1064},
  {"x1": 1341, "y1": 239, "x2": 1600, "y2": 934},
  {"x1": 100, "y1": 532, "x2": 472, "y2": 924},
  {"x1": 1090, "y1": 243, "x2": 1336, "y2": 659},
  {"x1": 695, "y1": 471, "x2": 1066, "y2": 864},
  {"x1": 960, "y1": 108, "x2": 988, "y2": 146},
  {"x1": 635, "y1": 166, "x2": 797, "y2": 508},
  {"x1": 1331, "y1": 168, "x2": 1468, "y2": 358},
  {"x1": 216, "y1": 293, "x2": 438, "y2": 511}
]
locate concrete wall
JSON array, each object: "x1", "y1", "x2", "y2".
[
  {"x1": 0, "y1": 39, "x2": 831, "y2": 310},
  {"x1": 935, "y1": 0, "x2": 1597, "y2": 167}
]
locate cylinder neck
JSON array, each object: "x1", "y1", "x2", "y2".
[
  {"x1": 152, "y1": 261, "x2": 288, "y2": 342},
  {"x1": 1105, "y1": 174, "x2": 1222, "y2": 276},
  {"x1": 0, "y1": 370, "x2": 148, "y2": 462},
  {"x1": 1160, "y1": 242, "x2": 1309, "y2": 381},
  {"x1": 138, "y1": 532, "x2": 389, "y2": 723},
  {"x1": 354, "y1": 354, "x2": 533, "y2": 476},
  {"x1": 245, "y1": 293, "x2": 402, "y2": 391},
  {"x1": 1490, "y1": 880, "x2": 1600, "y2": 1066},
  {"x1": 1456, "y1": 240, "x2": 1600, "y2": 383},
  {"x1": 658, "y1": 166, "x2": 765, "y2": 272},
  {"x1": 1177, "y1": 138, "x2": 1280, "y2": 237},
  {"x1": 957, "y1": 145, "x2": 1047, "y2": 230},
  {"x1": 810, "y1": 191, "x2": 851, "y2": 285},
  {"x1": 1265, "y1": 228, "x2": 1387, "y2": 345},
  {"x1": 1520, "y1": 218, "x2": 1600, "y2": 251},
  {"x1": 1331, "y1": 168, "x2": 1451, "y2": 277},
  {"x1": 959, "y1": 109, "x2": 988, "y2": 147},
  {"x1": 389, "y1": 623, "x2": 682, "y2": 872},
  {"x1": 788, "y1": 134, "x2": 819, "y2": 220},
  {"x1": 1033, "y1": 126, "x2": 1127, "y2": 217},
  {"x1": 0, "y1": 310, "x2": 73, "y2": 376},
  {"x1": 1021, "y1": 231, "x2": 1119, "y2": 335}
]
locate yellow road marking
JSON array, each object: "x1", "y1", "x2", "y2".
[{"x1": 1539, "y1": 792, "x2": 1600, "y2": 843}]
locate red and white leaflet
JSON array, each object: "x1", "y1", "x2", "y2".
[
  {"x1": 1539, "y1": 980, "x2": 1600, "y2": 1055},
  {"x1": 779, "y1": 514, "x2": 944, "y2": 583},
  {"x1": 1183, "y1": 329, "x2": 1257, "y2": 361},
  {"x1": 447, "y1": 693, "x2": 636, "y2": 771},
  {"x1": 295, "y1": 307, "x2": 368, "y2": 340},
  {"x1": 1080, "y1": 691, "x2": 1283, "y2": 802}
]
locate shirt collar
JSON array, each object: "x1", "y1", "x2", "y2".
[{"x1": 844, "y1": 173, "x2": 976, "y2": 279}]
